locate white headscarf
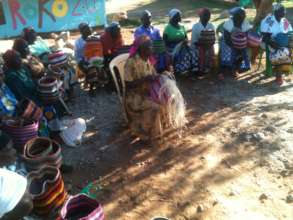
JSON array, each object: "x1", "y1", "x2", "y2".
[
  {"x1": 168, "y1": 9, "x2": 182, "y2": 19},
  {"x1": 272, "y1": 3, "x2": 285, "y2": 13}
]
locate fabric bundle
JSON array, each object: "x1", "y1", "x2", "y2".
[
  {"x1": 48, "y1": 51, "x2": 68, "y2": 67},
  {"x1": 153, "y1": 39, "x2": 166, "y2": 54},
  {"x1": 0, "y1": 169, "x2": 28, "y2": 218},
  {"x1": 199, "y1": 29, "x2": 216, "y2": 46},
  {"x1": 270, "y1": 47, "x2": 291, "y2": 65},
  {"x1": 231, "y1": 32, "x2": 247, "y2": 49},
  {"x1": 16, "y1": 98, "x2": 43, "y2": 122},
  {"x1": 57, "y1": 194, "x2": 104, "y2": 220},
  {"x1": 0, "y1": 83, "x2": 18, "y2": 117},
  {"x1": 247, "y1": 31, "x2": 262, "y2": 48},
  {"x1": 27, "y1": 166, "x2": 67, "y2": 216},
  {"x1": 149, "y1": 74, "x2": 186, "y2": 129},
  {"x1": 84, "y1": 35, "x2": 104, "y2": 67},
  {"x1": 22, "y1": 137, "x2": 62, "y2": 171},
  {"x1": 37, "y1": 76, "x2": 60, "y2": 105},
  {"x1": 2, "y1": 119, "x2": 38, "y2": 152}
]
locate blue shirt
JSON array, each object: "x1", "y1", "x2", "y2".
[
  {"x1": 74, "y1": 37, "x2": 86, "y2": 62},
  {"x1": 134, "y1": 25, "x2": 161, "y2": 41}
]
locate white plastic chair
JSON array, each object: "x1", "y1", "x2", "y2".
[
  {"x1": 109, "y1": 53, "x2": 129, "y2": 122},
  {"x1": 109, "y1": 53, "x2": 129, "y2": 104}
]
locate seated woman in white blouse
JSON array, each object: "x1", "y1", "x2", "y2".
[
  {"x1": 219, "y1": 7, "x2": 252, "y2": 79},
  {"x1": 191, "y1": 8, "x2": 216, "y2": 74},
  {"x1": 260, "y1": 3, "x2": 292, "y2": 85}
]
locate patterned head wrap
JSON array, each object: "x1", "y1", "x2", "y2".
[
  {"x1": 168, "y1": 9, "x2": 182, "y2": 19},
  {"x1": 2, "y1": 50, "x2": 19, "y2": 68},
  {"x1": 12, "y1": 38, "x2": 28, "y2": 53},
  {"x1": 142, "y1": 10, "x2": 152, "y2": 18},
  {"x1": 78, "y1": 23, "x2": 89, "y2": 32},
  {"x1": 129, "y1": 35, "x2": 152, "y2": 58},
  {"x1": 198, "y1": 8, "x2": 210, "y2": 17},
  {"x1": 273, "y1": 3, "x2": 285, "y2": 13}
]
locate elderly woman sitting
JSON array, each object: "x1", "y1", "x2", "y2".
[
  {"x1": 124, "y1": 36, "x2": 186, "y2": 145},
  {"x1": 163, "y1": 9, "x2": 198, "y2": 75},
  {"x1": 3, "y1": 50, "x2": 39, "y2": 104},
  {"x1": 219, "y1": 7, "x2": 252, "y2": 79},
  {"x1": 260, "y1": 3, "x2": 292, "y2": 85},
  {"x1": 13, "y1": 38, "x2": 45, "y2": 79}
]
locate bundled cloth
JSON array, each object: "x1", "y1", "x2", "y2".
[
  {"x1": 149, "y1": 74, "x2": 186, "y2": 129},
  {"x1": 0, "y1": 83, "x2": 18, "y2": 117},
  {"x1": 57, "y1": 194, "x2": 104, "y2": 220},
  {"x1": 0, "y1": 169, "x2": 28, "y2": 218},
  {"x1": 27, "y1": 166, "x2": 67, "y2": 216}
]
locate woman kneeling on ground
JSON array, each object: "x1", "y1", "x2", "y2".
[
  {"x1": 219, "y1": 7, "x2": 252, "y2": 79},
  {"x1": 260, "y1": 3, "x2": 293, "y2": 85},
  {"x1": 124, "y1": 35, "x2": 186, "y2": 145},
  {"x1": 163, "y1": 9, "x2": 198, "y2": 75}
]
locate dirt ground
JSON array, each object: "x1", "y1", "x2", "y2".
[
  {"x1": 0, "y1": 1, "x2": 293, "y2": 219},
  {"x1": 61, "y1": 1, "x2": 293, "y2": 219}
]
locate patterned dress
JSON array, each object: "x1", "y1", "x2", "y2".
[{"x1": 124, "y1": 55, "x2": 162, "y2": 141}]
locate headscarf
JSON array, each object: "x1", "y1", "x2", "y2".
[
  {"x1": 273, "y1": 3, "x2": 285, "y2": 13},
  {"x1": 106, "y1": 22, "x2": 121, "y2": 32},
  {"x1": 78, "y1": 23, "x2": 89, "y2": 32},
  {"x1": 22, "y1": 27, "x2": 35, "y2": 41},
  {"x1": 142, "y1": 10, "x2": 152, "y2": 18},
  {"x1": 2, "y1": 50, "x2": 19, "y2": 68},
  {"x1": 198, "y1": 8, "x2": 210, "y2": 17},
  {"x1": 129, "y1": 35, "x2": 151, "y2": 57},
  {"x1": 12, "y1": 38, "x2": 28, "y2": 54},
  {"x1": 169, "y1": 9, "x2": 182, "y2": 19},
  {"x1": 229, "y1": 6, "x2": 245, "y2": 17},
  {"x1": 129, "y1": 35, "x2": 156, "y2": 64}
]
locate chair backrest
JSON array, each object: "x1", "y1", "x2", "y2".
[{"x1": 109, "y1": 53, "x2": 129, "y2": 103}]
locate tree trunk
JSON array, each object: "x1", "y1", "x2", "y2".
[{"x1": 253, "y1": 0, "x2": 273, "y2": 28}]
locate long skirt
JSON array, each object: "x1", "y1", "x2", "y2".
[
  {"x1": 125, "y1": 89, "x2": 163, "y2": 142},
  {"x1": 172, "y1": 44, "x2": 199, "y2": 74},
  {"x1": 220, "y1": 38, "x2": 250, "y2": 72},
  {"x1": 196, "y1": 45, "x2": 215, "y2": 73}
]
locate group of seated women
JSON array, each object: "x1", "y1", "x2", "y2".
[{"x1": 119, "y1": 3, "x2": 293, "y2": 144}]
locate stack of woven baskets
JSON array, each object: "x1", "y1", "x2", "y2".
[
  {"x1": 2, "y1": 119, "x2": 39, "y2": 153},
  {"x1": 27, "y1": 166, "x2": 67, "y2": 216},
  {"x1": 37, "y1": 76, "x2": 60, "y2": 105},
  {"x1": 22, "y1": 137, "x2": 62, "y2": 171}
]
